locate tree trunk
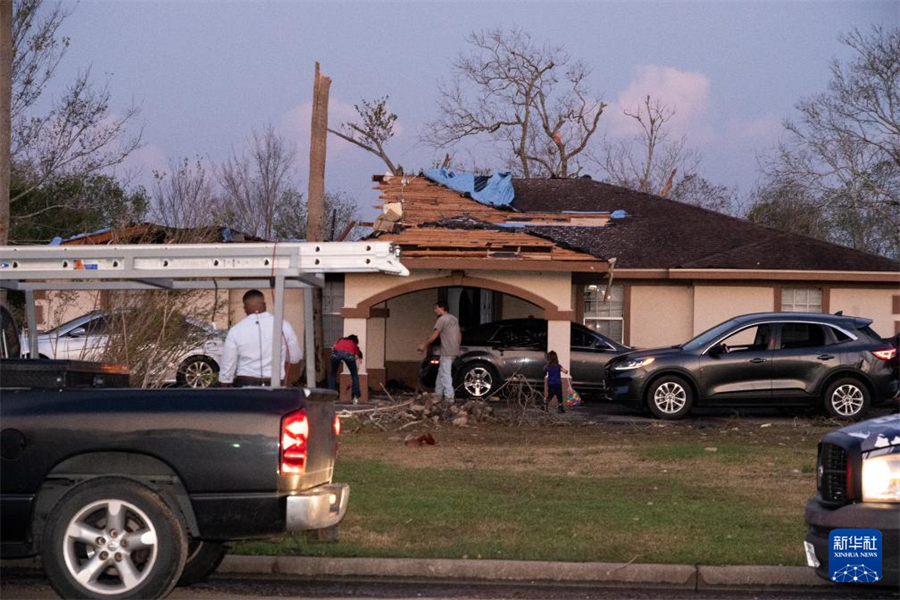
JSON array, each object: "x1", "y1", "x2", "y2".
[
  {"x1": 0, "y1": 0, "x2": 12, "y2": 246},
  {"x1": 306, "y1": 62, "x2": 331, "y2": 385}
]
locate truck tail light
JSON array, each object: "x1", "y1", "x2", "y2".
[
  {"x1": 871, "y1": 348, "x2": 897, "y2": 361},
  {"x1": 280, "y1": 410, "x2": 308, "y2": 475},
  {"x1": 333, "y1": 414, "x2": 341, "y2": 437}
]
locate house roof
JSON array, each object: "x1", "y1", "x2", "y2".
[
  {"x1": 60, "y1": 223, "x2": 266, "y2": 245},
  {"x1": 369, "y1": 174, "x2": 899, "y2": 274},
  {"x1": 508, "y1": 179, "x2": 900, "y2": 272}
]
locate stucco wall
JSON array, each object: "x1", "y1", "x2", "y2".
[
  {"x1": 42, "y1": 289, "x2": 231, "y2": 331},
  {"x1": 830, "y1": 288, "x2": 896, "y2": 339},
  {"x1": 41, "y1": 291, "x2": 103, "y2": 330},
  {"x1": 385, "y1": 290, "x2": 439, "y2": 363},
  {"x1": 630, "y1": 285, "x2": 694, "y2": 348},
  {"x1": 344, "y1": 269, "x2": 572, "y2": 313},
  {"x1": 692, "y1": 286, "x2": 775, "y2": 335}
]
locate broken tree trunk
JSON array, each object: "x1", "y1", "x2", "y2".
[{"x1": 306, "y1": 62, "x2": 331, "y2": 384}]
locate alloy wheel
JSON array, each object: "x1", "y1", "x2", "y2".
[
  {"x1": 183, "y1": 360, "x2": 216, "y2": 388},
  {"x1": 831, "y1": 384, "x2": 864, "y2": 417},
  {"x1": 653, "y1": 381, "x2": 687, "y2": 414},
  {"x1": 62, "y1": 498, "x2": 159, "y2": 595},
  {"x1": 463, "y1": 367, "x2": 493, "y2": 397}
]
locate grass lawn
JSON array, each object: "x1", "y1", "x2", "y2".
[{"x1": 236, "y1": 415, "x2": 836, "y2": 566}]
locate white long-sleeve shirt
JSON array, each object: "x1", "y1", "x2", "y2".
[{"x1": 218, "y1": 312, "x2": 302, "y2": 384}]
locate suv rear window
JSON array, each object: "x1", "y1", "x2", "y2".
[
  {"x1": 860, "y1": 325, "x2": 886, "y2": 343},
  {"x1": 780, "y1": 323, "x2": 826, "y2": 349}
]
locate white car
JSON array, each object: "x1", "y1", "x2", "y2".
[{"x1": 20, "y1": 311, "x2": 224, "y2": 387}]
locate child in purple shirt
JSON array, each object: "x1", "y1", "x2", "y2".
[{"x1": 543, "y1": 350, "x2": 569, "y2": 413}]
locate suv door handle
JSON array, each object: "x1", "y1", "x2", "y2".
[
  {"x1": 749, "y1": 358, "x2": 768, "y2": 364},
  {"x1": 817, "y1": 354, "x2": 835, "y2": 361}
]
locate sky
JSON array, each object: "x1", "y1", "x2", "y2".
[{"x1": 40, "y1": 0, "x2": 899, "y2": 222}]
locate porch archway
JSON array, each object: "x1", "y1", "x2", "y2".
[{"x1": 341, "y1": 273, "x2": 575, "y2": 321}]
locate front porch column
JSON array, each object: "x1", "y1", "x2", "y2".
[
  {"x1": 340, "y1": 317, "x2": 368, "y2": 403},
  {"x1": 366, "y1": 313, "x2": 387, "y2": 391},
  {"x1": 547, "y1": 319, "x2": 572, "y2": 392}
]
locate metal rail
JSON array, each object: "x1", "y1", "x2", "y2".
[{"x1": 1, "y1": 242, "x2": 408, "y2": 388}]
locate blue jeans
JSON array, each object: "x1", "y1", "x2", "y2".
[
  {"x1": 329, "y1": 350, "x2": 360, "y2": 398},
  {"x1": 436, "y1": 355, "x2": 455, "y2": 400}
]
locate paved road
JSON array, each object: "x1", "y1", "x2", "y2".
[{"x1": 2, "y1": 569, "x2": 898, "y2": 600}]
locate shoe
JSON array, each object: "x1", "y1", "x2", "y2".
[
  {"x1": 351, "y1": 396, "x2": 359, "y2": 405},
  {"x1": 558, "y1": 408, "x2": 565, "y2": 414}
]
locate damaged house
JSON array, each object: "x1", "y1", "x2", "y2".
[{"x1": 334, "y1": 171, "x2": 899, "y2": 399}]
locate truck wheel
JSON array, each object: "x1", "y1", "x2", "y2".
[
  {"x1": 824, "y1": 378, "x2": 869, "y2": 420},
  {"x1": 647, "y1": 375, "x2": 693, "y2": 420},
  {"x1": 41, "y1": 478, "x2": 188, "y2": 599},
  {"x1": 177, "y1": 540, "x2": 228, "y2": 587},
  {"x1": 177, "y1": 356, "x2": 219, "y2": 388}
]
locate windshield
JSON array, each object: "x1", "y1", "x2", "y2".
[
  {"x1": 681, "y1": 318, "x2": 741, "y2": 352},
  {"x1": 41, "y1": 313, "x2": 98, "y2": 337}
]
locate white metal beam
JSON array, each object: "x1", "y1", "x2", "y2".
[
  {"x1": 0, "y1": 242, "x2": 407, "y2": 281},
  {"x1": 1, "y1": 242, "x2": 408, "y2": 390}
]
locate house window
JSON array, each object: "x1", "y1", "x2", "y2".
[
  {"x1": 583, "y1": 284, "x2": 624, "y2": 343},
  {"x1": 323, "y1": 276, "x2": 344, "y2": 346},
  {"x1": 781, "y1": 287, "x2": 822, "y2": 313}
]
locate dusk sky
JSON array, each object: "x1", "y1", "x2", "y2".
[{"x1": 42, "y1": 0, "x2": 899, "y2": 221}]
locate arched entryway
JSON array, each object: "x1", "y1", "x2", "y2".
[{"x1": 337, "y1": 272, "x2": 575, "y2": 399}]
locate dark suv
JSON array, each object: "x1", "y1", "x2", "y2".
[
  {"x1": 605, "y1": 312, "x2": 899, "y2": 420},
  {"x1": 420, "y1": 319, "x2": 630, "y2": 399}
]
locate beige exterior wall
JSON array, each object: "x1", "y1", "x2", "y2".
[
  {"x1": 40, "y1": 289, "x2": 232, "y2": 332},
  {"x1": 367, "y1": 315, "x2": 387, "y2": 370},
  {"x1": 692, "y1": 286, "x2": 775, "y2": 335},
  {"x1": 40, "y1": 291, "x2": 103, "y2": 330},
  {"x1": 502, "y1": 295, "x2": 542, "y2": 319},
  {"x1": 344, "y1": 269, "x2": 572, "y2": 312},
  {"x1": 630, "y1": 285, "x2": 694, "y2": 348},
  {"x1": 830, "y1": 288, "x2": 896, "y2": 339},
  {"x1": 385, "y1": 290, "x2": 439, "y2": 363}
]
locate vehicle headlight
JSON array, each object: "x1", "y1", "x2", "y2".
[
  {"x1": 862, "y1": 451, "x2": 900, "y2": 502},
  {"x1": 614, "y1": 357, "x2": 656, "y2": 371}
]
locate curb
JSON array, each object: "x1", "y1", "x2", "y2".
[
  {"x1": 216, "y1": 556, "x2": 831, "y2": 590},
  {"x1": 0, "y1": 555, "x2": 832, "y2": 590}
]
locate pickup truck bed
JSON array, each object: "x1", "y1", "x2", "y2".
[{"x1": 0, "y1": 383, "x2": 346, "y2": 599}]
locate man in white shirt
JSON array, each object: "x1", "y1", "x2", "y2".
[{"x1": 218, "y1": 290, "x2": 303, "y2": 387}]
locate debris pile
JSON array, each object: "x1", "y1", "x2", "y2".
[{"x1": 339, "y1": 390, "x2": 496, "y2": 432}]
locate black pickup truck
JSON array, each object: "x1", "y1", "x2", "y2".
[
  {"x1": 0, "y1": 360, "x2": 347, "y2": 599},
  {"x1": 804, "y1": 414, "x2": 899, "y2": 587}
]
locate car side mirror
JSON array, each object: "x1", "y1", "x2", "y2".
[{"x1": 68, "y1": 327, "x2": 87, "y2": 338}]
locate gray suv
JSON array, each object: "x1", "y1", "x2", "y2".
[{"x1": 420, "y1": 318, "x2": 630, "y2": 399}]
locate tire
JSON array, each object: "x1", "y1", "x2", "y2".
[
  {"x1": 41, "y1": 478, "x2": 188, "y2": 600},
  {"x1": 177, "y1": 356, "x2": 219, "y2": 388},
  {"x1": 457, "y1": 363, "x2": 499, "y2": 399},
  {"x1": 177, "y1": 540, "x2": 228, "y2": 587},
  {"x1": 823, "y1": 377, "x2": 870, "y2": 420},
  {"x1": 646, "y1": 375, "x2": 694, "y2": 420}
]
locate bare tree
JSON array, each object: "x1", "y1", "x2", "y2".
[
  {"x1": 218, "y1": 126, "x2": 300, "y2": 240},
  {"x1": 670, "y1": 174, "x2": 740, "y2": 215},
  {"x1": 328, "y1": 97, "x2": 401, "y2": 175},
  {"x1": 272, "y1": 190, "x2": 361, "y2": 242},
  {"x1": 149, "y1": 157, "x2": 218, "y2": 231},
  {"x1": 4, "y1": 0, "x2": 141, "y2": 241},
  {"x1": 597, "y1": 95, "x2": 700, "y2": 195},
  {"x1": 745, "y1": 180, "x2": 828, "y2": 239},
  {"x1": 760, "y1": 26, "x2": 899, "y2": 258},
  {"x1": 424, "y1": 27, "x2": 605, "y2": 178},
  {"x1": 1, "y1": 0, "x2": 11, "y2": 246}
]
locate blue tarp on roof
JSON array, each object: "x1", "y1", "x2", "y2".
[{"x1": 424, "y1": 169, "x2": 516, "y2": 209}]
